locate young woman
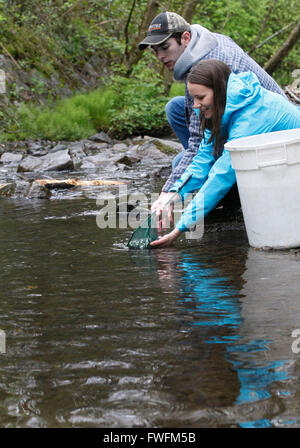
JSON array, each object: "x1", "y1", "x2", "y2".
[{"x1": 150, "y1": 59, "x2": 300, "y2": 248}]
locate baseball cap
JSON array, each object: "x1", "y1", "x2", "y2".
[{"x1": 138, "y1": 12, "x2": 191, "y2": 50}]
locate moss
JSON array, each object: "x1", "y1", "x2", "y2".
[{"x1": 152, "y1": 139, "x2": 178, "y2": 155}]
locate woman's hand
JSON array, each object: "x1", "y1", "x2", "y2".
[
  {"x1": 151, "y1": 192, "x2": 181, "y2": 231},
  {"x1": 150, "y1": 228, "x2": 182, "y2": 248}
]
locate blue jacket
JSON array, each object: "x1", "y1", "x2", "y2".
[
  {"x1": 171, "y1": 71, "x2": 300, "y2": 232},
  {"x1": 162, "y1": 24, "x2": 286, "y2": 192}
]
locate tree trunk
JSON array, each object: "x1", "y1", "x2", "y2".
[
  {"x1": 181, "y1": 0, "x2": 199, "y2": 22},
  {"x1": 264, "y1": 22, "x2": 300, "y2": 75},
  {"x1": 123, "y1": 0, "x2": 160, "y2": 74}
]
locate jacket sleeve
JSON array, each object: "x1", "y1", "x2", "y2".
[
  {"x1": 169, "y1": 131, "x2": 216, "y2": 196},
  {"x1": 175, "y1": 149, "x2": 236, "y2": 232}
]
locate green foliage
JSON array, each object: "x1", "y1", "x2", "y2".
[
  {"x1": 0, "y1": 0, "x2": 299, "y2": 142},
  {"x1": 107, "y1": 60, "x2": 170, "y2": 137},
  {"x1": 1, "y1": 88, "x2": 115, "y2": 142},
  {"x1": 0, "y1": 0, "x2": 298, "y2": 85},
  {"x1": 1, "y1": 71, "x2": 172, "y2": 142},
  {"x1": 169, "y1": 82, "x2": 186, "y2": 98},
  {"x1": 193, "y1": 0, "x2": 300, "y2": 85}
]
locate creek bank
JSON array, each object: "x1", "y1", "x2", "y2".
[
  {"x1": 0, "y1": 131, "x2": 245, "y2": 233},
  {"x1": 0, "y1": 132, "x2": 181, "y2": 199}
]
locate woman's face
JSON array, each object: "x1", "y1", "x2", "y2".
[{"x1": 187, "y1": 82, "x2": 214, "y2": 119}]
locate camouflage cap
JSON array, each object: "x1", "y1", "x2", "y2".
[{"x1": 138, "y1": 12, "x2": 191, "y2": 50}]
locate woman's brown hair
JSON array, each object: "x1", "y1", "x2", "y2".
[{"x1": 187, "y1": 59, "x2": 231, "y2": 158}]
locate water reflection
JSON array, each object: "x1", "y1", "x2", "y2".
[{"x1": 148, "y1": 240, "x2": 299, "y2": 427}]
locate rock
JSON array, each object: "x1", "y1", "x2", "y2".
[
  {"x1": 80, "y1": 160, "x2": 97, "y2": 170},
  {"x1": 123, "y1": 147, "x2": 142, "y2": 162},
  {"x1": 83, "y1": 142, "x2": 109, "y2": 155},
  {"x1": 0, "y1": 144, "x2": 5, "y2": 155},
  {"x1": 18, "y1": 155, "x2": 42, "y2": 172},
  {"x1": 84, "y1": 153, "x2": 111, "y2": 167},
  {"x1": 18, "y1": 149, "x2": 73, "y2": 172},
  {"x1": 115, "y1": 155, "x2": 137, "y2": 167},
  {"x1": 68, "y1": 142, "x2": 86, "y2": 170},
  {"x1": 0, "y1": 133, "x2": 180, "y2": 200},
  {"x1": 0, "y1": 152, "x2": 23, "y2": 164},
  {"x1": 14, "y1": 180, "x2": 32, "y2": 197},
  {"x1": 112, "y1": 143, "x2": 128, "y2": 152},
  {"x1": 27, "y1": 143, "x2": 48, "y2": 157},
  {"x1": 0, "y1": 182, "x2": 16, "y2": 197},
  {"x1": 88, "y1": 132, "x2": 113, "y2": 144},
  {"x1": 26, "y1": 181, "x2": 51, "y2": 199},
  {"x1": 40, "y1": 149, "x2": 74, "y2": 171},
  {"x1": 135, "y1": 138, "x2": 175, "y2": 161},
  {"x1": 153, "y1": 166, "x2": 172, "y2": 177},
  {"x1": 69, "y1": 142, "x2": 85, "y2": 153},
  {"x1": 51, "y1": 143, "x2": 67, "y2": 152}
]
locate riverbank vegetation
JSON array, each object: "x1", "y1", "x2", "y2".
[{"x1": 0, "y1": 0, "x2": 299, "y2": 142}]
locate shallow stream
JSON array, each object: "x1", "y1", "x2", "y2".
[{"x1": 0, "y1": 181, "x2": 300, "y2": 428}]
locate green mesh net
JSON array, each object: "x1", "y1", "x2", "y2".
[
  {"x1": 127, "y1": 173, "x2": 192, "y2": 249},
  {"x1": 127, "y1": 212, "x2": 158, "y2": 249}
]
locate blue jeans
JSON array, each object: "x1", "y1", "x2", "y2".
[{"x1": 165, "y1": 96, "x2": 189, "y2": 170}]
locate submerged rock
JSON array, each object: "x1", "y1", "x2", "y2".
[
  {"x1": 26, "y1": 181, "x2": 51, "y2": 199},
  {"x1": 0, "y1": 178, "x2": 50, "y2": 199},
  {"x1": 0, "y1": 182, "x2": 16, "y2": 197}
]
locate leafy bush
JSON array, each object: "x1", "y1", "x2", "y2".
[{"x1": 107, "y1": 59, "x2": 172, "y2": 138}]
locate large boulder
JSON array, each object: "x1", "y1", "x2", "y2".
[{"x1": 18, "y1": 149, "x2": 73, "y2": 172}]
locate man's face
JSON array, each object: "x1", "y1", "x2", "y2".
[{"x1": 151, "y1": 35, "x2": 188, "y2": 70}]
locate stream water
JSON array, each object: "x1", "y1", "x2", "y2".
[{"x1": 0, "y1": 181, "x2": 300, "y2": 428}]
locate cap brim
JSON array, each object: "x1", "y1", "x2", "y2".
[{"x1": 138, "y1": 33, "x2": 172, "y2": 50}]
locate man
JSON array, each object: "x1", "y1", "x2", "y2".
[{"x1": 138, "y1": 11, "x2": 286, "y2": 211}]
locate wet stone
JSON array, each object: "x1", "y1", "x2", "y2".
[
  {"x1": 18, "y1": 149, "x2": 73, "y2": 172},
  {"x1": 52, "y1": 143, "x2": 68, "y2": 152},
  {"x1": 0, "y1": 152, "x2": 24, "y2": 164},
  {"x1": 83, "y1": 142, "x2": 109, "y2": 155},
  {"x1": 17, "y1": 155, "x2": 42, "y2": 172},
  {"x1": 115, "y1": 155, "x2": 138, "y2": 167},
  {"x1": 88, "y1": 132, "x2": 113, "y2": 144},
  {"x1": 112, "y1": 143, "x2": 128, "y2": 152},
  {"x1": 26, "y1": 181, "x2": 51, "y2": 199},
  {"x1": 0, "y1": 182, "x2": 16, "y2": 197}
]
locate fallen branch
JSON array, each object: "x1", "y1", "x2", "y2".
[
  {"x1": 0, "y1": 43, "x2": 22, "y2": 70},
  {"x1": 35, "y1": 178, "x2": 129, "y2": 189}
]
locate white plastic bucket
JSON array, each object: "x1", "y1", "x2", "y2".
[{"x1": 225, "y1": 129, "x2": 300, "y2": 249}]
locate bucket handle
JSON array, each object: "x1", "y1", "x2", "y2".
[{"x1": 256, "y1": 144, "x2": 288, "y2": 168}]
